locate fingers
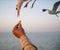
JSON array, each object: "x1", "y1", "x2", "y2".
[{"x1": 14, "y1": 20, "x2": 22, "y2": 30}]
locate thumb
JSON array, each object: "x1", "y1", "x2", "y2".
[{"x1": 18, "y1": 20, "x2": 22, "y2": 29}]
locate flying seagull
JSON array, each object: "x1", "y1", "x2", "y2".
[
  {"x1": 42, "y1": 1, "x2": 60, "y2": 17},
  {"x1": 16, "y1": 0, "x2": 36, "y2": 17}
]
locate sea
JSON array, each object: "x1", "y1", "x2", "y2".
[{"x1": 0, "y1": 32, "x2": 60, "y2": 50}]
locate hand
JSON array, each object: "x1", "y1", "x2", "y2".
[{"x1": 12, "y1": 21, "x2": 25, "y2": 38}]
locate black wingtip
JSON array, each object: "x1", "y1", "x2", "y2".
[
  {"x1": 42, "y1": 9, "x2": 47, "y2": 12},
  {"x1": 56, "y1": 14, "x2": 59, "y2": 17}
]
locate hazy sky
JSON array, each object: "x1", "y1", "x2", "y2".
[{"x1": 0, "y1": 0, "x2": 60, "y2": 32}]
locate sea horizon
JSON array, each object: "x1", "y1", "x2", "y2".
[{"x1": 0, "y1": 31, "x2": 60, "y2": 50}]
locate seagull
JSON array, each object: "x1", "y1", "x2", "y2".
[
  {"x1": 16, "y1": 0, "x2": 36, "y2": 17},
  {"x1": 42, "y1": 1, "x2": 60, "y2": 17}
]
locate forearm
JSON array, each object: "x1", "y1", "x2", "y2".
[
  {"x1": 19, "y1": 35, "x2": 38, "y2": 50},
  {"x1": 19, "y1": 35, "x2": 31, "y2": 48}
]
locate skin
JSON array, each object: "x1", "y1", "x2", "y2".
[
  {"x1": 12, "y1": 21, "x2": 38, "y2": 50},
  {"x1": 12, "y1": 21, "x2": 25, "y2": 38}
]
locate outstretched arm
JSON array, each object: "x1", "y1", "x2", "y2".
[{"x1": 12, "y1": 20, "x2": 38, "y2": 50}]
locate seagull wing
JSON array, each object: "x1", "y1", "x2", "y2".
[
  {"x1": 16, "y1": 0, "x2": 23, "y2": 9},
  {"x1": 24, "y1": 0, "x2": 31, "y2": 8},
  {"x1": 52, "y1": 1, "x2": 60, "y2": 11},
  {"x1": 31, "y1": 0, "x2": 36, "y2": 8}
]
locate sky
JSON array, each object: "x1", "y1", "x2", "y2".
[{"x1": 0, "y1": 0, "x2": 60, "y2": 32}]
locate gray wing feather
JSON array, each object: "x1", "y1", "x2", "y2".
[
  {"x1": 52, "y1": 1, "x2": 60, "y2": 11},
  {"x1": 31, "y1": 0, "x2": 36, "y2": 8}
]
